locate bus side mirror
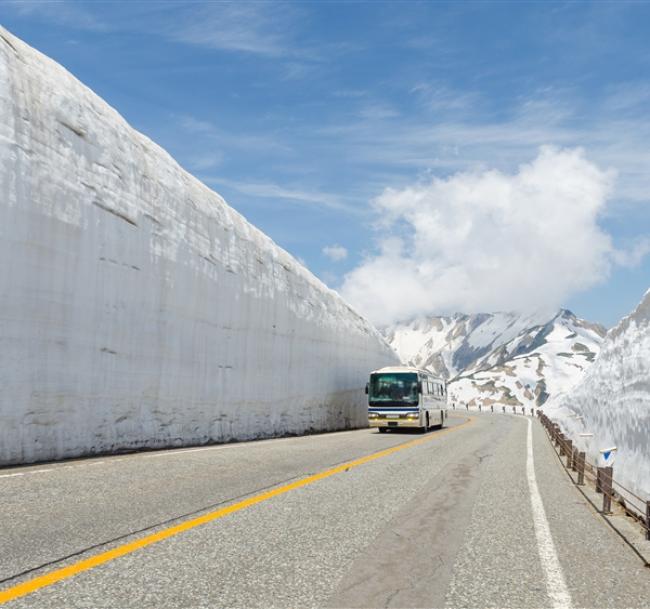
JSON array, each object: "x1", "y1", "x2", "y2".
[
  {"x1": 365, "y1": 383, "x2": 369, "y2": 395},
  {"x1": 418, "y1": 382, "x2": 423, "y2": 394}
]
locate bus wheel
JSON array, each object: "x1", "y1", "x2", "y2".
[
  {"x1": 425, "y1": 413, "x2": 430, "y2": 432},
  {"x1": 378, "y1": 427, "x2": 387, "y2": 433}
]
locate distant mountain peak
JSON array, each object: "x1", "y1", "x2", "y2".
[{"x1": 381, "y1": 309, "x2": 606, "y2": 408}]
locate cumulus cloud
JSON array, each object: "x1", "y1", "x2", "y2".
[
  {"x1": 340, "y1": 146, "x2": 621, "y2": 326},
  {"x1": 323, "y1": 244, "x2": 348, "y2": 262}
]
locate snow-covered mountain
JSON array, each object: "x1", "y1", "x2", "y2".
[
  {"x1": 544, "y1": 290, "x2": 650, "y2": 501},
  {"x1": 383, "y1": 310, "x2": 606, "y2": 408}
]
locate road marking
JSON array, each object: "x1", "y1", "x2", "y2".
[
  {"x1": 0, "y1": 429, "x2": 365, "y2": 476},
  {"x1": 142, "y1": 444, "x2": 240, "y2": 458},
  {"x1": 0, "y1": 468, "x2": 52, "y2": 479},
  {"x1": 142, "y1": 428, "x2": 363, "y2": 459},
  {"x1": 0, "y1": 418, "x2": 473, "y2": 604},
  {"x1": 526, "y1": 418, "x2": 572, "y2": 609}
]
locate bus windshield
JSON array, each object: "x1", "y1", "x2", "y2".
[{"x1": 369, "y1": 373, "x2": 418, "y2": 406}]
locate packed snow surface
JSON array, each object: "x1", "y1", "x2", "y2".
[
  {"x1": 0, "y1": 28, "x2": 397, "y2": 465},
  {"x1": 544, "y1": 290, "x2": 650, "y2": 502},
  {"x1": 383, "y1": 310, "x2": 606, "y2": 408}
]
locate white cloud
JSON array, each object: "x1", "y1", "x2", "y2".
[
  {"x1": 4, "y1": 0, "x2": 107, "y2": 31},
  {"x1": 611, "y1": 237, "x2": 650, "y2": 268},
  {"x1": 188, "y1": 152, "x2": 224, "y2": 171},
  {"x1": 341, "y1": 146, "x2": 626, "y2": 326},
  {"x1": 170, "y1": 3, "x2": 294, "y2": 56},
  {"x1": 204, "y1": 177, "x2": 354, "y2": 213},
  {"x1": 322, "y1": 244, "x2": 348, "y2": 262}
]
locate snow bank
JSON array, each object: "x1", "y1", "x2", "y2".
[
  {"x1": 0, "y1": 28, "x2": 398, "y2": 465},
  {"x1": 544, "y1": 290, "x2": 650, "y2": 501}
]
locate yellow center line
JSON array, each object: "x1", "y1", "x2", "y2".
[{"x1": 0, "y1": 417, "x2": 473, "y2": 605}]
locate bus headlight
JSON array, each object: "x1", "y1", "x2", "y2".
[
  {"x1": 406, "y1": 412, "x2": 419, "y2": 420},
  {"x1": 368, "y1": 413, "x2": 379, "y2": 419}
]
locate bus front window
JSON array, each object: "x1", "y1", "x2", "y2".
[{"x1": 369, "y1": 373, "x2": 419, "y2": 406}]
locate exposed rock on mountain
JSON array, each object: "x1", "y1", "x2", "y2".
[{"x1": 383, "y1": 310, "x2": 606, "y2": 408}]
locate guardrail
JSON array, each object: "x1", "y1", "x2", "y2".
[
  {"x1": 537, "y1": 411, "x2": 650, "y2": 542},
  {"x1": 451, "y1": 403, "x2": 535, "y2": 416}
]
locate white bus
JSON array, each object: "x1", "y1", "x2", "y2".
[{"x1": 366, "y1": 366, "x2": 447, "y2": 433}]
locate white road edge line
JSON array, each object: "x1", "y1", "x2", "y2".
[
  {"x1": 142, "y1": 444, "x2": 239, "y2": 458},
  {"x1": 142, "y1": 428, "x2": 364, "y2": 459},
  {"x1": 527, "y1": 418, "x2": 572, "y2": 609},
  {"x1": 0, "y1": 468, "x2": 52, "y2": 479},
  {"x1": 0, "y1": 429, "x2": 368, "y2": 474}
]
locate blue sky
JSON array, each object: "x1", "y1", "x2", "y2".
[{"x1": 2, "y1": 1, "x2": 649, "y2": 327}]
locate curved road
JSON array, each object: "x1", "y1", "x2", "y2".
[{"x1": 1, "y1": 414, "x2": 649, "y2": 608}]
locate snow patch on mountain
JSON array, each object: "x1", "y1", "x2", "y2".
[
  {"x1": 383, "y1": 310, "x2": 606, "y2": 409},
  {"x1": 544, "y1": 289, "x2": 650, "y2": 501}
]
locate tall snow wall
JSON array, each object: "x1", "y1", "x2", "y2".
[
  {"x1": 544, "y1": 289, "x2": 650, "y2": 501},
  {"x1": 0, "y1": 27, "x2": 398, "y2": 465}
]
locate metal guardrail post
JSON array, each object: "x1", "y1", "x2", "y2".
[
  {"x1": 596, "y1": 467, "x2": 602, "y2": 493},
  {"x1": 565, "y1": 439, "x2": 573, "y2": 467},
  {"x1": 491, "y1": 405, "x2": 494, "y2": 413},
  {"x1": 577, "y1": 451, "x2": 585, "y2": 485},
  {"x1": 571, "y1": 447, "x2": 578, "y2": 472},
  {"x1": 600, "y1": 466, "x2": 613, "y2": 514},
  {"x1": 502, "y1": 406, "x2": 505, "y2": 413},
  {"x1": 559, "y1": 434, "x2": 566, "y2": 456},
  {"x1": 512, "y1": 406, "x2": 516, "y2": 414}
]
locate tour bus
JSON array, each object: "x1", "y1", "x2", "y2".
[{"x1": 365, "y1": 366, "x2": 447, "y2": 433}]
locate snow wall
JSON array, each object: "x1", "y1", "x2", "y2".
[
  {"x1": 544, "y1": 289, "x2": 650, "y2": 501},
  {"x1": 0, "y1": 27, "x2": 398, "y2": 466}
]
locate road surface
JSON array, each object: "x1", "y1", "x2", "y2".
[{"x1": 1, "y1": 413, "x2": 649, "y2": 608}]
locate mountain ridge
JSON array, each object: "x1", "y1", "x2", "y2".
[{"x1": 382, "y1": 309, "x2": 606, "y2": 408}]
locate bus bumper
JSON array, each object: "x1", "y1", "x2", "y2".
[{"x1": 368, "y1": 418, "x2": 422, "y2": 429}]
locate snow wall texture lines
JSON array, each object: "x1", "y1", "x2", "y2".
[
  {"x1": 0, "y1": 28, "x2": 398, "y2": 465},
  {"x1": 545, "y1": 290, "x2": 650, "y2": 501}
]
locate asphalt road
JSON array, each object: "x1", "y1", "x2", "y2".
[{"x1": 1, "y1": 413, "x2": 649, "y2": 608}]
